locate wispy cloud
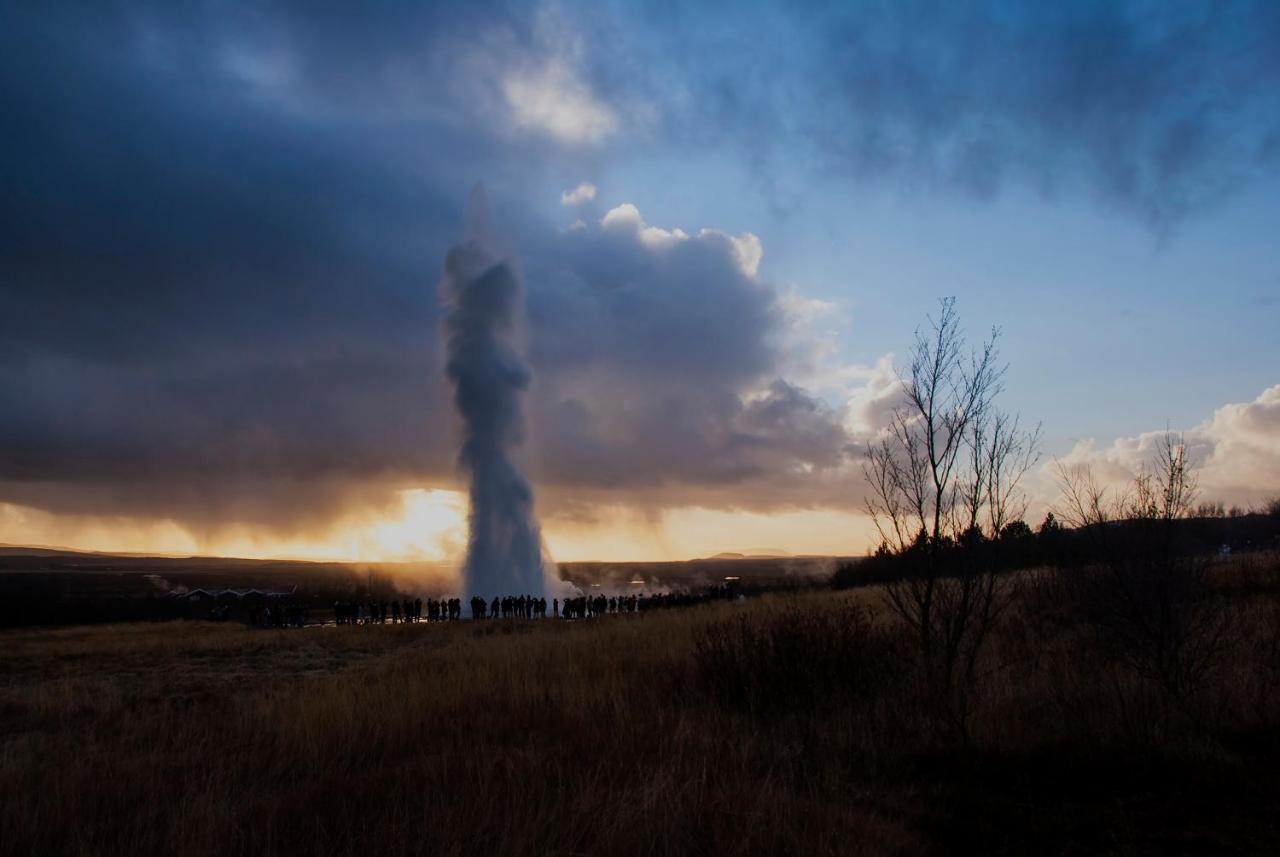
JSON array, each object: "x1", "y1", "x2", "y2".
[{"x1": 503, "y1": 58, "x2": 617, "y2": 144}]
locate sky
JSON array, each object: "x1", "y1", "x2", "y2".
[{"x1": 1, "y1": 0, "x2": 1278, "y2": 562}]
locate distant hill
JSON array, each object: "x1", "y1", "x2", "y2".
[
  {"x1": 707, "y1": 548, "x2": 793, "y2": 560},
  {"x1": 0, "y1": 543, "x2": 197, "y2": 559}
]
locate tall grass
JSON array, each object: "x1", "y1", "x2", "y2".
[{"x1": 3, "y1": 556, "x2": 1279, "y2": 855}]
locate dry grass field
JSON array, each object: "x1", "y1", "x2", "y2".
[{"x1": 3, "y1": 554, "x2": 1280, "y2": 856}]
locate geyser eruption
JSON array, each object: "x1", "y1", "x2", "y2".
[{"x1": 440, "y1": 186, "x2": 546, "y2": 599}]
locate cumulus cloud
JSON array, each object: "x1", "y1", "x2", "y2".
[
  {"x1": 598, "y1": 203, "x2": 763, "y2": 276},
  {"x1": 560, "y1": 182, "x2": 597, "y2": 205},
  {"x1": 601, "y1": 202, "x2": 688, "y2": 247},
  {"x1": 522, "y1": 204, "x2": 868, "y2": 516},
  {"x1": 777, "y1": 287, "x2": 837, "y2": 328},
  {"x1": 1053, "y1": 384, "x2": 1280, "y2": 509}
]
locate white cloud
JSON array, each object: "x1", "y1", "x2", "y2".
[
  {"x1": 843, "y1": 356, "x2": 907, "y2": 436},
  {"x1": 560, "y1": 182, "x2": 597, "y2": 205},
  {"x1": 719, "y1": 230, "x2": 763, "y2": 278},
  {"x1": 502, "y1": 58, "x2": 617, "y2": 144},
  {"x1": 601, "y1": 203, "x2": 688, "y2": 249},
  {"x1": 599, "y1": 203, "x2": 763, "y2": 276},
  {"x1": 778, "y1": 286, "x2": 836, "y2": 327},
  {"x1": 1051, "y1": 384, "x2": 1280, "y2": 509}
]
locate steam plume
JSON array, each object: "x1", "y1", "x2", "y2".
[{"x1": 440, "y1": 186, "x2": 546, "y2": 599}]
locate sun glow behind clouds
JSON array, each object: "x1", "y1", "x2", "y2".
[
  {"x1": 0, "y1": 491, "x2": 878, "y2": 562},
  {"x1": 260, "y1": 489, "x2": 468, "y2": 562},
  {"x1": 0, "y1": 489, "x2": 469, "y2": 563}
]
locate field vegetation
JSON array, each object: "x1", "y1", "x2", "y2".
[{"x1": 3, "y1": 548, "x2": 1279, "y2": 856}]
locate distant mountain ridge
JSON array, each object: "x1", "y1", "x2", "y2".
[
  {"x1": 707, "y1": 548, "x2": 793, "y2": 560},
  {"x1": 0, "y1": 543, "x2": 198, "y2": 559}
]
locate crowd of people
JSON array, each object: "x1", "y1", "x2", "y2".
[
  {"x1": 247, "y1": 604, "x2": 309, "y2": 628},
  {"x1": 332, "y1": 597, "x2": 461, "y2": 625},
  {"x1": 468, "y1": 595, "x2": 549, "y2": 619},
  {"x1": 560, "y1": 594, "x2": 640, "y2": 618},
  {"x1": 325, "y1": 586, "x2": 739, "y2": 627},
  {"x1": 238, "y1": 584, "x2": 744, "y2": 630}
]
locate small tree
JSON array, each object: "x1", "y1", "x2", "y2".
[
  {"x1": 1195, "y1": 501, "x2": 1226, "y2": 519},
  {"x1": 864, "y1": 298, "x2": 1040, "y2": 742},
  {"x1": 1054, "y1": 434, "x2": 1231, "y2": 724},
  {"x1": 999, "y1": 520, "x2": 1033, "y2": 541}
]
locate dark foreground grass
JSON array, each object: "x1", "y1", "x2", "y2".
[{"x1": 3, "y1": 555, "x2": 1280, "y2": 856}]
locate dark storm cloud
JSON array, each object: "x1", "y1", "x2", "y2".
[
  {"x1": 618, "y1": 0, "x2": 1280, "y2": 227},
  {"x1": 524, "y1": 216, "x2": 857, "y2": 499},
  {"x1": 0, "y1": 2, "x2": 478, "y2": 527},
  {"x1": 0, "y1": 1, "x2": 858, "y2": 533}
]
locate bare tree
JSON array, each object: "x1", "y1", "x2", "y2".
[
  {"x1": 864, "y1": 298, "x2": 1039, "y2": 743},
  {"x1": 1057, "y1": 432, "x2": 1197, "y2": 530},
  {"x1": 1053, "y1": 434, "x2": 1231, "y2": 725},
  {"x1": 981, "y1": 411, "x2": 1043, "y2": 537},
  {"x1": 865, "y1": 299, "x2": 1002, "y2": 548}
]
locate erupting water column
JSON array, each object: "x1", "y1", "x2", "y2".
[{"x1": 440, "y1": 186, "x2": 547, "y2": 601}]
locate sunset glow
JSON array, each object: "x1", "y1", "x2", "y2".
[{"x1": 1, "y1": 491, "x2": 877, "y2": 563}]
